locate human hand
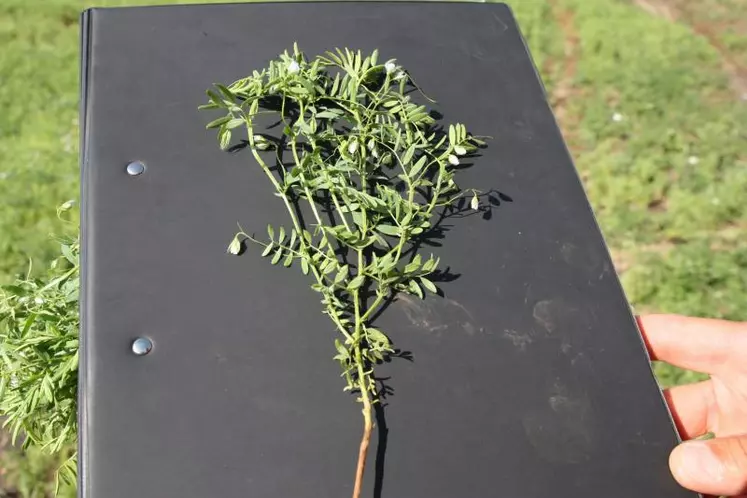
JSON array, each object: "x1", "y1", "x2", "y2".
[{"x1": 637, "y1": 314, "x2": 747, "y2": 497}]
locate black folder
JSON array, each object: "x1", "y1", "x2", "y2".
[{"x1": 79, "y1": 3, "x2": 696, "y2": 497}]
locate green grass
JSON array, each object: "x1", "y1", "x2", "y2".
[
  {"x1": 0, "y1": 0, "x2": 745, "y2": 494},
  {"x1": 565, "y1": 0, "x2": 747, "y2": 247},
  {"x1": 0, "y1": 2, "x2": 81, "y2": 282},
  {"x1": 661, "y1": 0, "x2": 747, "y2": 73}
]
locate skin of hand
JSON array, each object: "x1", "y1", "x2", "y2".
[{"x1": 637, "y1": 314, "x2": 747, "y2": 497}]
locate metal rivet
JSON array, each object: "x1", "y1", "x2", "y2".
[
  {"x1": 126, "y1": 161, "x2": 146, "y2": 176},
  {"x1": 132, "y1": 337, "x2": 153, "y2": 356}
]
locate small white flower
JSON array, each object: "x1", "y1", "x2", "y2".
[
  {"x1": 448, "y1": 154, "x2": 460, "y2": 166},
  {"x1": 19, "y1": 297, "x2": 28, "y2": 304},
  {"x1": 454, "y1": 145, "x2": 467, "y2": 156},
  {"x1": 394, "y1": 70, "x2": 406, "y2": 81},
  {"x1": 253, "y1": 135, "x2": 270, "y2": 151},
  {"x1": 385, "y1": 61, "x2": 397, "y2": 74},
  {"x1": 687, "y1": 155, "x2": 699, "y2": 165},
  {"x1": 470, "y1": 193, "x2": 480, "y2": 211},
  {"x1": 227, "y1": 236, "x2": 242, "y2": 255},
  {"x1": 612, "y1": 112, "x2": 624, "y2": 122},
  {"x1": 10, "y1": 375, "x2": 18, "y2": 389},
  {"x1": 288, "y1": 60, "x2": 300, "y2": 74},
  {"x1": 34, "y1": 297, "x2": 44, "y2": 305},
  {"x1": 372, "y1": 148, "x2": 379, "y2": 159},
  {"x1": 348, "y1": 140, "x2": 358, "y2": 155},
  {"x1": 59, "y1": 200, "x2": 75, "y2": 212}
]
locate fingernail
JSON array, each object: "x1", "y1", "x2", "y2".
[{"x1": 675, "y1": 441, "x2": 725, "y2": 483}]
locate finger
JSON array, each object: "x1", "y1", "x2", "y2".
[
  {"x1": 663, "y1": 381, "x2": 715, "y2": 439},
  {"x1": 637, "y1": 314, "x2": 746, "y2": 374},
  {"x1": 670, "y1": 435, "x2": 747, "y2": 497}
]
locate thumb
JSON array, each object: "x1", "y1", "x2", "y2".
[{"x1": 670, "y1": 436, "x2": 747, "y2": 496}]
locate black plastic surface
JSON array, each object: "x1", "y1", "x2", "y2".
[{"x1": 79, "y1": 3, "x2": 697, "y2": 497}]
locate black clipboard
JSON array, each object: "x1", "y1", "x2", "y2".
[{"x1": 79, "y1": 3, "x2": 695, "y2": 497}]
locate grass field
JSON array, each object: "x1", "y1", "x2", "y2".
[{"x1": 0, "y1": 0, "x2": 745, "y2": 495}]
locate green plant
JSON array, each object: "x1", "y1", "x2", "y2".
[
  {"x1": 202, "y1": 45, "x2": 483, "y2": 498},
  {"x1": 0, "y1": 203, "x2": 79, "y2": 492}
]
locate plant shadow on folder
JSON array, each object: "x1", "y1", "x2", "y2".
[
  {"x1": 364, "y1": 185, "x2": 512, "y2": 498},
  {"x1": 226, "y1": 90, "x2": 513, "y2": 498}
]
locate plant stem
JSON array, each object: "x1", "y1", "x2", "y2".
[
  {"x1": 327, "y1": 181, "x2": 352, "y2": 232},
  {"x1": 359, "y1": 293, "x2": 386, "y2": 323},
  {"x1": 352, "y1": 353, "x2": 373, "y2": 498},
  {"x1": 351, "y1": 249, "x2": 373, "y2": 498}
]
